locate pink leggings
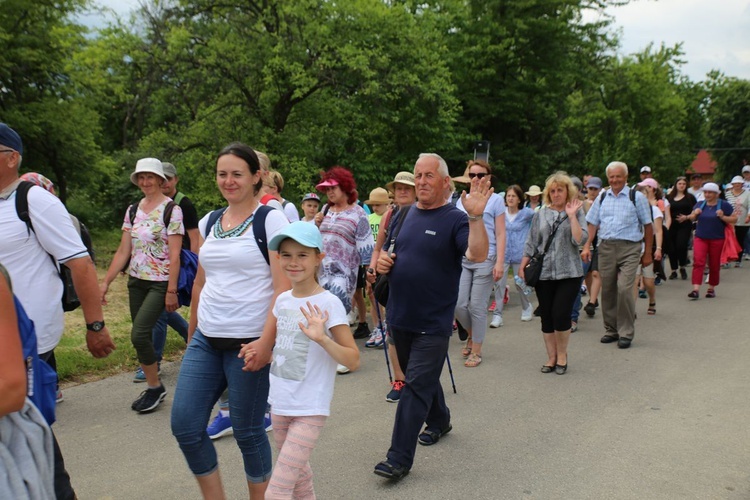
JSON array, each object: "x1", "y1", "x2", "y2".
[
  {"x1": 266, "y1": 414, "x2": 326, "y2": 500},
  {"x1": 692, "y1": 237, "x2": 724, "y2": 287}
]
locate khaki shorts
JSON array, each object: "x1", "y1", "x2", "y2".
[{"x1": 636, "y1": 262, "x2": 655, "y2": 279}]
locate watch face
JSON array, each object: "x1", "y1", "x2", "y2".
[{"x1": 88, "y1": 321, "x2": 105, "y2": 332}]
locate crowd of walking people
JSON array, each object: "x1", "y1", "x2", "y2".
[{"x1": 2, "y1": 119, "x2": 749, "y2": 498}]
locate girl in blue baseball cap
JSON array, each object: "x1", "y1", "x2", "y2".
[{"x1": 251, "y1": 221, "x2": 359, "y2": 498}]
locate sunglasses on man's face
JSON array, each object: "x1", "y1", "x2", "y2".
[{"x1": 468, "y1": 173, "x2": 487, "y2": 179}]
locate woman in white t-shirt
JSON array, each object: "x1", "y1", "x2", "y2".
[
  {"x1": 255, "y1": 221, "x2": 358, "y2": 499},
  {"x1": 171, "y1": 143, "x2": 290, "y2": 500}
]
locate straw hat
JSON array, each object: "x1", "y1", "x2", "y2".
[
  {"x1": 452, "y1": 166, "x2": 471, "y2": 184},
  {"x1": 365, "y1": 187, "x2": 391, "y2": 205},
  {"x1": 525, "y1": 185, "x2": 543, "y2": 197},
  {"x1": 386, "y1": 171, "x2": 416, "y2": 191}
]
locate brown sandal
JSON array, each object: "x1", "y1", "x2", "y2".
[
  {"x1": 464, "y1": 352, "x2": 482, "y2": 367},
  {"x1": 647, "y1": 303, "x2": 656, "y2": 315},
  {"x1": 461, "y1": 338, "x2": 473, "y2": 358}
]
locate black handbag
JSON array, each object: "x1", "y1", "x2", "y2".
[
  {"x1": 524, "y1": 213, "x2": 568, "y2": 288},
  {"x1": 373, "y1": 205, "x2": 412, "y2": 307}
]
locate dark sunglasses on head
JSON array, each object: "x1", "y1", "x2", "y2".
[
  {"x1": 468, "y1": 173, "x2": 487, "y2": 179},
  {"x1": 676, "y1": 176, "x2": 687, "y2": 181}
]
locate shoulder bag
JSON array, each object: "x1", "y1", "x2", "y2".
[{"x1": 524, "y1": 212, "x2": 568, "y2": 288}]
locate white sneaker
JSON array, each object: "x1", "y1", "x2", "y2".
[
  {"x1": 336, "y1": 364, "x2": 351, "y2": 374},
  {"x1": 521, "y1": 305, "x2": 534, "y2": 322},
  {"x1": 490, "y1": 315, "x2": 503, "y2": 328}
]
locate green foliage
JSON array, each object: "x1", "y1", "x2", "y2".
[
  {"x1": 561, "y1": 44, "x2": 699, "y2": 184},
  {"x1": 704, "y1": 73, "x2": 750, "y2": 181},
  {"x1": 3, "y1": 0, "x2": 748, "y2": 226}
]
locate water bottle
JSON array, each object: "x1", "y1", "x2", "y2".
[{"x1": 514, "y1": 275, "x2": 533, "y2": 296}]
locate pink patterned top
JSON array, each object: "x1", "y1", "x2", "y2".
[{"x1": 122, "y1": 199, "x2": 184, "y2": 281}]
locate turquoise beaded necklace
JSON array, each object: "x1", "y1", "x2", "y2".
[{"x1": 213, "y1": 211, "x2": 254, "y2": 239}]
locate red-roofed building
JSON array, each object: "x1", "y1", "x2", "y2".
[{"x1": 686, "y1": 149, "x2": 716, "y2": 180}]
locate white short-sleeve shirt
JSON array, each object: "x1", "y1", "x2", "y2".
[
  {"x1": 269, "y1": 290, "x2": 347, "y2": 416},
  {"x1": 0, "y1": 185, "x2": 88, "y2": 353},
  {"x1": 196, "y1": 206, "x2": 289, "y2": 338}
]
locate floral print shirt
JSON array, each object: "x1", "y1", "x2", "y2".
[
  {"x1": 319, "y1": 204, "x2": 374, "y2": 313},
  {"x1": 122, "y1": 199, "x2": 184, "y2": 281}
]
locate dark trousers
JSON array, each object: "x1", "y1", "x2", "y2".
[
  {"x1": 387, "y1": 329, "x2": 450, "y2": 469},
  {"x1": 667, "y1": 222, "x2": 692, "y2": 270},
  {"x1": 39, "y1": 350, "x2": 76, "y2": 499}
]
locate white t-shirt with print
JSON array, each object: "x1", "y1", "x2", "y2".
[
  {"x1": 0, "y1": 185, "x2": 88, "y2": 353},
  {"x1": 197, "y1": 206, "x2": 289, "y2": 338},
  {"x1": 269, "y1": 290, "x2": 347, "y2": 417}
]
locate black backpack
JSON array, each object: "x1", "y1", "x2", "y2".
[{"x1": 15, "y1": 181, "x2": 95, "y2": 312}]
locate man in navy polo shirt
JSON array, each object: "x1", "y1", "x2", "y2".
[{"x1": 373, "y1": 153, "x2": 492, "y2": 480}]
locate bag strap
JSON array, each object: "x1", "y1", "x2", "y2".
[
  {"x1": 14, "y1": 181, "x2": 60, "y2": 272},
  {"x1": 173, "y1": 192, "x2": 185, "y2": 205},
  {"x1": 204, "y1": 208, "x2": 227, "y2": 238},
  {"x1": 163, "y1": 201, "x2": 176, "y2": 227},
  {"x1": 385, "y1": 204, "x2": 412, "y2": 253},
  {"x1": 541, "y1": 212, "x2": 568, "y2": 256},
  {"x1": 202, "y1": 206, "x2": 272, "y2": 265},
  {"x1": 15, "y1": 181, "x2": 35, "y2": 235},
  {"x1": 253, "y1": 205, "x2": 272, "y2": 265}
]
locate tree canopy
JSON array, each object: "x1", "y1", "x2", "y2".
[{"x1": 2, "y1": 0, "x2": 747, "y2": 227}]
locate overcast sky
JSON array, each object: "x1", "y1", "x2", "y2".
[{"x1": 87, "y1": 0, "x2": 750, "y2": 82}]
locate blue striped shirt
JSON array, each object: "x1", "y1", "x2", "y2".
[{"x1": 585, "y1": 186, "x2": 652, "y2": 242}]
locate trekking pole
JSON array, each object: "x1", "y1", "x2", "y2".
[
  {"x1": 445, "y1": 354, "x2": 457, "y2": 394},
  {"x1": 372, "y1": 292, "x2": 392, "y2": 383}
]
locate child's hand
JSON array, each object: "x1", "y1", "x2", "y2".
[{"x1": 299, "y1": 301, "x2": 330, "y2": 343}]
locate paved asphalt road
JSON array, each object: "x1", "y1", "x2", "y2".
[{"x1": 55, "y1": 265, "x2": 750, "y2": 499}]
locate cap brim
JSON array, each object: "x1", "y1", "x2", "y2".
[
  {"x1": 315, "y1": 180, "x2": 339, "y2": 191},
  {"x1": 452, "y1": 176, "x2": 471, "y2": 184},
  {"x1": 386, "y1": 180, "x2": 415, "y2": 190}
]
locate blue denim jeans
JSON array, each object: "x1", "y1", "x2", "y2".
[
  {"x1": 151, "y1": 309, "x2": 189, "y2": 362},
  {"x1": 171, "y1": 330, "x2": 272, "y2": 483},
  {"x1": 571, "y1": 258, "x2": 591, "y2": 323}
]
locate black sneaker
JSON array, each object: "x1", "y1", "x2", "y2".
[
  {"x1": 680, "y1": 268, "x2": 688, "y2": 280},
  {"x1": 584, "y1": 302, "x2": 596, "y2": 317},
  {"x1": 131, "y1": 385, "x2": 167, "y2": 413},
  {"x1": 353, "y1": 322, "x2": 371, "y2": 339},
  {"x1": 669, "y1": 271, "x2": 678, "y2": 280}
]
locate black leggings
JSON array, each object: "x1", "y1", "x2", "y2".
[
  {"x1": 736, "y1": 226, "x2": 749, "y2": 256},
  {"x1": 535, "y1": 278, "x2": 581, "y2": 333},
  {"x1": 667, "y1": 222, "x2": 692, "y2": 270}
]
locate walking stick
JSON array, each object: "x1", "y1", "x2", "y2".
[
  {"x1": 445, "y1": 354, "x2": 457, "y2": 394},
  {"x1": 371, "y1": 291, "x2": 392, "y2": 383}
]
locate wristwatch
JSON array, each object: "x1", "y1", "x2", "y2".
[{"x1": 86, "y1": 321, "x2": 106, "y2": 332}]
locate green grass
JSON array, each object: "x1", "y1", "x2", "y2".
[{"x1": 57, "y1": 228, "x2": 187, "y2": 385}]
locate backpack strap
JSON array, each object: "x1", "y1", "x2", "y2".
[
  {"x1": 127, "y1": 203, "x2": 138, "y2": 226},
  {"x1": 173, "y1": 192, "x2": 185, "y2": 205},
  {"x1": 253, "y1": 205, "x2": 272, "y2": 265},
  {"x1": 15, "y1": 181, "x2": 35, "y2": 235},
  {"x1": 204, "y1": 208, "x2": 227, "y2": 238},
  {"x1": 163, "y1": 201, "x2": 176, "y2": 227},
  {"x1": 202, "y1": 206, "x2": 272, "y2": 265},
  {"x1": 281, "y1": 199, "x2": 289, "y2": 209}
]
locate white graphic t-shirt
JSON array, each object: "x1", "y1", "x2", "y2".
[{"x1": 269, "y1": 289, "x2": 347, "y2": 416}]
